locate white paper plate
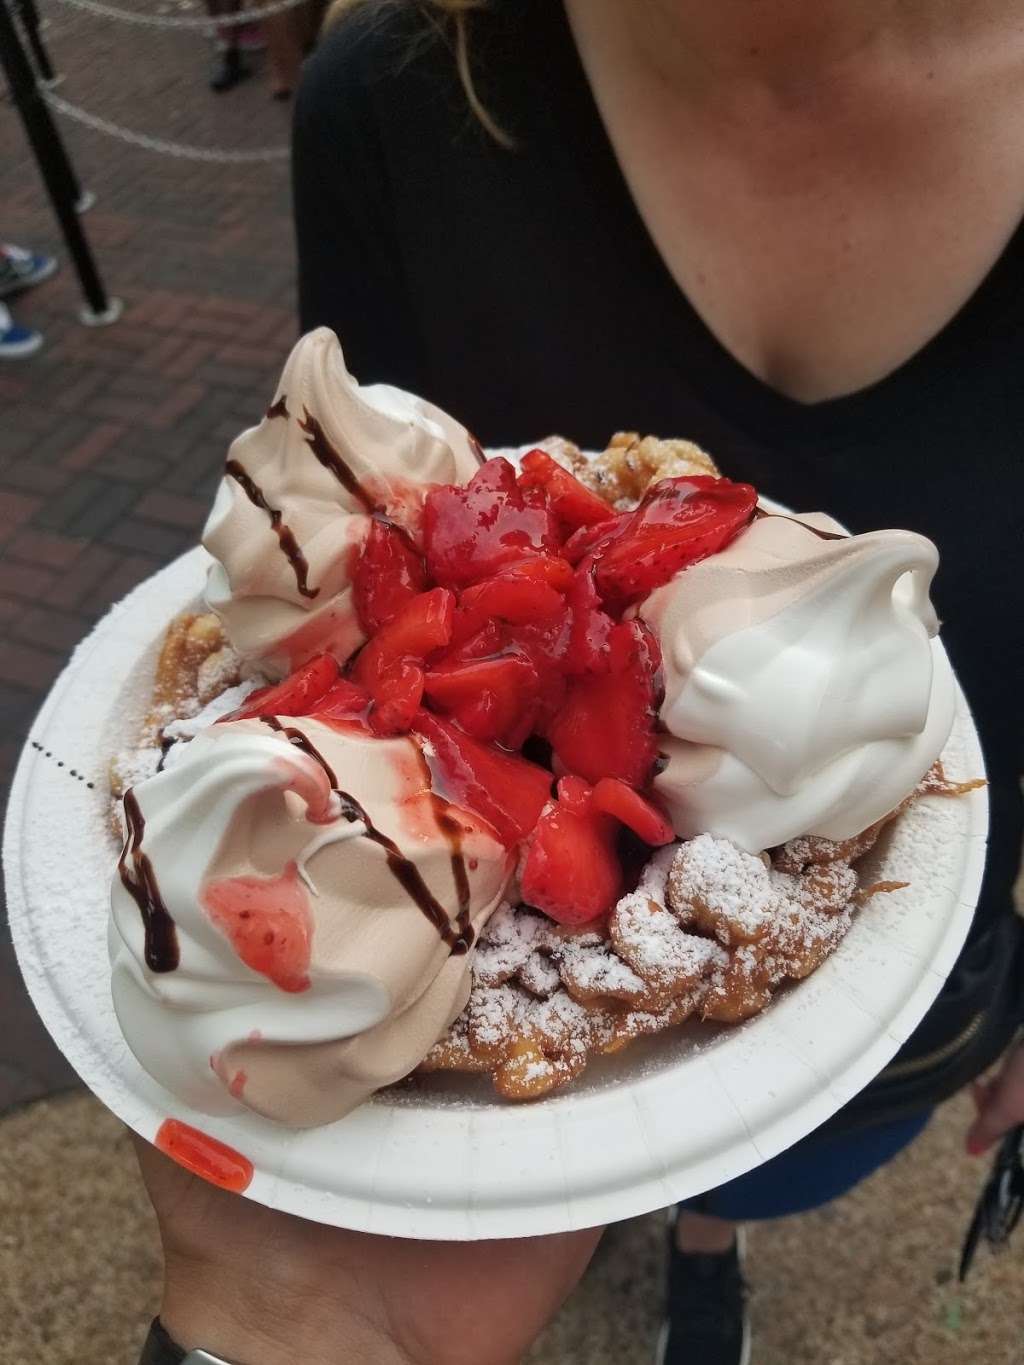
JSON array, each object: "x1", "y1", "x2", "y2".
[{"x1": 5, "y1": 546, "x2": 988, "y2": 1240}]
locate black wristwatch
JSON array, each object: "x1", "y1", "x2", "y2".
[{"x1": 140, "y1": 1318, "x2": 237, "y2": 1365}]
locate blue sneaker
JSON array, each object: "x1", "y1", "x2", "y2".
[
  {"x1": 0, "y1": 303, "x2": 43, "y2": 358},
  {"x1": 0, "y1": 243, "x2": 58, "y2": 297}
]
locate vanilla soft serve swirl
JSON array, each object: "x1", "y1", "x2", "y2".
[
  {"x1": 642, "y1": 512, "x2": 956, "y2": 851},
  {"x1": 109, "y1": 717, "x2": 512, "y2": 1126},
  {"x1": 202, "y1": 328, "x2": 482, "y2": 677}
]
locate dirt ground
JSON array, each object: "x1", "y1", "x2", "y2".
[{"x1": 1, "y1": 1088, "x2": 1021, "y2": 1365}]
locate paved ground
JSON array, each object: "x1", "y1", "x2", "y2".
[{"x1": 1, "y1": 0, "x2": 294, "y2": 1111}]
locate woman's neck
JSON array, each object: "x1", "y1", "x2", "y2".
[{"x1": 602, "y1": 0, "x2": 986, "y2": 98}]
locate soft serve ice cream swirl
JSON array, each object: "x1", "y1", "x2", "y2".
[
  {"x1": 203, "y1": 328, "x2": 482, "y2": 677},
  {"x1": 110, "y1": 717, "x2": 512, "y2": 1126},
  {"x1": 642, "y1": 512, "x2": 956, "y2": 852}
]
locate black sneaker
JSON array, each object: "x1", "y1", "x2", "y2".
[
  {"x1": 209, "y1": 46, "x2": 250, "y2": 93},
  {"x1": 656, "y1": 1225, "x2": 751, "y2": 1365}
]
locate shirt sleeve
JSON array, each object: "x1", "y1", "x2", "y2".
[{"x1": 291, "y1": 12, "x2": 425, "y2": 391}]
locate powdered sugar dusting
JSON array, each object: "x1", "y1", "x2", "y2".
[
  {"x1": 556, "y1": 932, "x2": 649, "y2": 1000},
  {"x1": 162, "y1": 679, "x2": 262, "y2": 747},
  {"x1": 612, "y1": 890, "x2": 727, "y2": 987},
  {"x1": 473, "y1": 904, "x2": 548, "y2": 986},
  {"x1": 111, "y1": 744, "x2": 161, "y2": 791},
  {"x1": 670, "y1": 834, "x2": 776, "y2": 944},
  {"x1": 429, "y1": 808, "x2": 930, "y2": 1094}
]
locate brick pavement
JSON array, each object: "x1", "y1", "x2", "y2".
[{"x1": 0, "y1": 0, "x2": 299, "y2": 1111}]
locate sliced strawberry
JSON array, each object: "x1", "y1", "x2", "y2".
[
  {"x1": 591, "y1": 778, "x2": 674, "y2": 845},
  {"x1": 463, "y1": 454, "x2": 516, "y2": 496},
  {"x1": 436, "y1": 620, "x2": 505, "y2": 663},
  {"x1": 424, "y1": 653, "x2": 538, "y2": 706},
  {"x1": 412, "y1": 711, "x2": 552, "y2": 846},
  {"x1": 517, "y1": 449, "x2": 616, "y2": 532},
  {"x1": 520, "y1": 800, "x2": 622, "y2": 926},
  {"x1": 563, "y1": 512, "x2": 631, "y2": 566},
  {"x1": 445, "y1": 692, "x2": 516, "y2": 745},
  {"x1": 424, "y1": 653, "x2": 539, "y2": 745},
  {"x1": 368, "y1": 660, "x2": 424, "y2": 737},
  {"x1": 555, "y1": 774, "x2": 592, "y2": 814},
  {"x1": 501, "y1": 610, "x2": 571, "y2": 730},
  {"x1": 441, "y1": 690, "x2": 499, "y2": 744},
  {"x1": 423, "y1": 457, "x2": 559, "y2": 588},
  {"x1": 353, "y1": 518, "x2": 427, "y2": 634},
  {"x1": 593, "y1": 476, "x2": 757, "y2": 605},
  {"x1": 497, "y1": 555, "x2": 575, "y2": 592},
  {"x1": 456, "y1": 573, "x2": 565, "y2": 641},
  {"x1": 313, "y1": 677, "x2": 371, "y2": 724},
  {"x1": 224, "y1": 654, "x2": 339, "y2": 722},
  {"x1": 501, "y1": 699, "x2": 543, "y2": 751},
  {"x1": 352, "y1": 588, "x2": 454, "y2": 689},
  {"x1": 565, "y1": 565, "x2": 612, "y2": 674},
  {"x1": 546, "y1": 620, "x2": 661, "y2": 787},
  {"x1": 503, "y1": 607, "x2": 571, "y2": 669}
]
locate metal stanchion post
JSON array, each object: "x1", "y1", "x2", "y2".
[
  {"x1": 0, "y1": 0, "x2": 118, "y2": 323},
  {"x1": 6, "y1": 0, "x2": 95, "y2": 208},
  {"x1": 14, "y1": 0, "x2": 57, "y2": 83}
]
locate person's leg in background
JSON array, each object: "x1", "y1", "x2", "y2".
[
  {"x1": 0, "y1": 240, "x2": 57, "y2": 359},
  {"x1": 205, "y1": 0, "x2": 250, "y2": 92},
  {"x1": 0, "y1": 301, "x2": 42, "y2": 358},
  {"x1": 658, "y1": 1110, "x2": 933, "y2": 1365},
  {"x1": 261, "y1": 2, "x2": 308, "y2": 100}
]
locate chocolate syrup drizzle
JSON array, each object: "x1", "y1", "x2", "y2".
[
  {"x1": 261, "y1": 718, "x2": 474, "y2": 954},
  {"x1": 299, "y1": 408, "x2": 378, "y2": 514},
  {"x1": 468, "y1": 433, "x2": 487, "y2": 466},
  {"x1": 225, "y1": 459, "x2": 319, "y2": 599},
  {"x1": 266, "y1": 395, "x2": 289, "y2": 421},
  {"x1": 752, "y1": 506, "x2": 847, "y2": 542},
  {"x1": 118, "y1": 790, "x2": 180, "y2": 973}
]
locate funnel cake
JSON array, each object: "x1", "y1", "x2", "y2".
[{"x1": 107, "y1": 328, "x2": 979, "y2": 1125}]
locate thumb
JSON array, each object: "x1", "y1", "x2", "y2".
[{"x1": 966, "y1": 1051, "x2": 1024, "y2": 1156}]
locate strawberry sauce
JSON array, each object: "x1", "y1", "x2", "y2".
[
  {"x1": 154, "y1": 1119, "x2": 254, "y2": 1193},
  {"x1": 203, "y1": 861, "x2": 313, "y2": 993}
]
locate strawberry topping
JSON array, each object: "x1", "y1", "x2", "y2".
[
  {"x1": 591, "y1": 476, "x2": 757, "y2": 606},
  {"x1": 368, "y1": 659, "x2": 425, "y2": 737},
  {"x1": 423, "y1": 458, "x2": 560, "y2": 587},
  {"x1": 520, "y1": 797, "x2": 622, "y2": 926},
  {"x1": 565, "y1": 565, "x2": 612, "y2": 674},
  {"x1": 224, "y1": 654, "x2": 339, "y2": 722},
  {"x1": 231, "y1": 451, "x2": 758, "y2": 925},
  {"x1": 590, "y1": 777, "x2": 674, "y2": 846},
  {"x1": 455, "y1": 572, "x2": 565, "y2": 641},
  {"x1": 352, "y1": 587, "x2": 454, "y2": 690},
  {"x1": 353, "y1": 518, "x2": 427, "y2": 633},
  {"x1": 313, "y1": 677, "x2": 371, "y2": 719},
  {"x1": 546, "y1": 620, "x2": 662, "y2": 787},
  {"x1": 517, "y1": 448, "x2": 617, "y2": 532},
  {"x1": 412, "y1": 711, "x2": 551, "y2": 846},
  {"x1": 424, "y1": 652, "x2": 539, "y2": 744}
]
